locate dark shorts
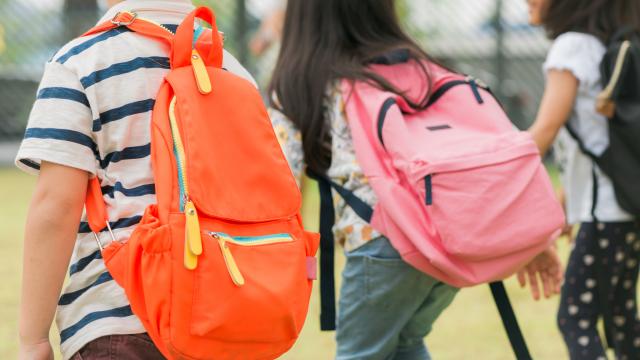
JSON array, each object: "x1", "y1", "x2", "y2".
[{"x1": 71, "y1": 333, "x2": 165, "y2": 360}]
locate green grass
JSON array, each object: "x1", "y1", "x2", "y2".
[{"x1": 0, "y1": 168, "x2": 593, "y2": 359}]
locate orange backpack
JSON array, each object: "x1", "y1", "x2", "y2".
[{"x1": 83, "y1": 7, "x2": 319, "y2": 359}]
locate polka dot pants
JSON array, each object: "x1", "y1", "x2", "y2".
[{"x1": 558, "y1": 222, "x2": 640, "y2": 360}]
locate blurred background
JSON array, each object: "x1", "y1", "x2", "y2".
[{"x1": 0, "y1": 0, "x2": 581, "y2": 359}]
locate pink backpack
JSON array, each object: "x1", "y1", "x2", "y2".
[{"x1": 310, "y1": 57, "x2": 564, "y2": 359}]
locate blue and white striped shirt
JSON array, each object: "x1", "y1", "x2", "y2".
[{"x1": 15, "y1": 1, "x2": 255, "y2": 358}]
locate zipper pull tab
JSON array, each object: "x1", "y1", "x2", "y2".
[
  {"x1": 183, "y1": 200, "x2": 201, "y2": 270},
  {"x1": 191, "y1": 49, "x2": 212, "y2": 95},
  {"x1": 215, "y1": 234, "x2": 245, "y2": 286},
  {"x1": 185, "y1": 200, "x2": 202, "y2": 256}
]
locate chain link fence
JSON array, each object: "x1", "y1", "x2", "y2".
[{"x1": 0, "y1": 0, "x2": 549, "y2": 142}]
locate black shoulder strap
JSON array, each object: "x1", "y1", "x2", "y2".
[
  {"x1": 307, "y1": 169, "x2": 372, "y2": 331},
  {"x1": 563, "y1": 123, "x2": 602, "y2": 221},
  {"x1": 307, "y1": 170, "x2": 532, "y2": 359},
  {"x1": 490, "y1": 282, "x2": 533, "y2": 360},
  {"x1": 564, "y1": 123, "x2": 598, "y2": 160}
]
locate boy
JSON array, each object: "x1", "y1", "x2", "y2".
[{"x1": 16, "y1": 1, "x2": 254, "y2": 359}]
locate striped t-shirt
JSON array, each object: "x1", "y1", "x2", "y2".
[{"x1": 15, "y1": 1, "x2": 255, "y2": 358}]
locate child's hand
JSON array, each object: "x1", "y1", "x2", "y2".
[
  {"x1": 556, "y1": 187, "x2": 574, "y2": 243},
  {"x1": 18, "y1": 340, "x2": 53, "y2": 360},
  {"x1": 517, "y1": 246, "x2": 564, "y2": 301}
]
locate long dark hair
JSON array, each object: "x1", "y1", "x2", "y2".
[
  {"x1": 543, "y1": 0, "x2": 640, "y2": 43},
  {"x1": 269, "y1": 0, "x2": 435, "y2": 173}
]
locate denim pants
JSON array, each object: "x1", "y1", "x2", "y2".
[{"x1": 336, "y1": 237, "x2": 458, "y2": 360}]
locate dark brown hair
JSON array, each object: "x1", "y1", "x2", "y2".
[
  {"x1": 543, "y1": 0, "x2": 640, "y2": 42},
  {"x1": 268, "y1": 0, "x2": 436, "y2": 173}
]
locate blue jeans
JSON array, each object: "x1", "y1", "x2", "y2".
[{"x1": 336, "y1": 237, "x2": 458, "y2": 360}]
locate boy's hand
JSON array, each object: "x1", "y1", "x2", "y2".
[
  {"x1": 18, "y1": 340, "x2": 53, "y2": 360},
  {"x1": 517, "y1": 246, "x2": 564, "y2": 301}
]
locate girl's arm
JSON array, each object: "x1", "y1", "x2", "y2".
[
  {"x1": 19, "y1": 161, "x2": 88, "y2": 358},
  {"x1": 518, "y1": 70, "x2": 580, "y2": 300},
  {"x1": 528, "y1": 69, "x2": 580, "y2": 155}
]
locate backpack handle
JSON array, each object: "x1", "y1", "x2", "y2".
[{"x1": 172, "y1": 7, "x2": 223, "y2": 69}]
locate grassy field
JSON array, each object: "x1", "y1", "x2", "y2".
[{"x1": 0, "y1": 167, "x2": 582, "y2": 359}]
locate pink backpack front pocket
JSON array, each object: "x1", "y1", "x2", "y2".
[{"x1": 412, "y1": 139, "x2": 563, "y2": 262}]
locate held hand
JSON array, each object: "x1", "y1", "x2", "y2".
[
  {"x1": 556, "y1": 187, "x2": 574, "y2": 243},
  {"x1": 517, "y1": 246, "x2": 564, "y2": 301},
  {"x1": 561, "y1": 223, "x2": 574, "y2": 244},
  {"x1": 18, "y1": 340, "x2": 53, "y2": 360}
]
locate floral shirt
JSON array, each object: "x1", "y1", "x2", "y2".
[{"x1": 269, "y1": 85, "x2": 380, "y2": 252}]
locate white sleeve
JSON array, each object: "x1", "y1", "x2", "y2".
[
  {"x1": 15, "y1": 61, "x2": 97, "y2": 175},
  {"x1": 222, "y1": 49, "x2": 258, "y2": 88},
  {"x1": 543, "y1": 32, "x2": 606, "y2": 89}
]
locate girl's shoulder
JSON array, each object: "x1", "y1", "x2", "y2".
[
  {"x1": 544, "y1": 32, "x2": 607, "y2": 88},
  {"x1": 551, "y1": 32, "x2": 606, "y2": 55}
]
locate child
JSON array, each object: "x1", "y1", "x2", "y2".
[
  {"x1": 269, "y1": 1, "x2": 562, "y2": 358},
  {"x1": 16, "y1": 1, "x2": 254, "y2": 359},
  {"x1": 526, "y1": 0, "x2": 640, "y2": 358}
]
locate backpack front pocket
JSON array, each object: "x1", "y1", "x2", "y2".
[
  {"x1": 188, "y1": 224, "x2": 310, "y2": 343},
  {"x1": 413, "y1": 142, "x2": 561, "y2": 262}
]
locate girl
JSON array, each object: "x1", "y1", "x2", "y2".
[
  {"x1": 270, "y1": 1, "x2": 562, "y2": 358},
  {"x1": 527, "y1": 0, "x2": 640, "y2": 358}
]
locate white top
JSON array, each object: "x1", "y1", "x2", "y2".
[
  {"x1": 15, "y1": 1, "x2": 255, "y2": 358},
  {"x1": 544, "y1": 32, "x2": 633, "y2": 224}
]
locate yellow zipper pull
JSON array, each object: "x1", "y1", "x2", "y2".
[
  {"x1": 184, "y1": 236, "x2": 198, "y2": 270},
  {"x1": 185, "y1": 200, "x2": 202, "y2": 256},
  {"x1": 183, "y1": 200, "x2": 201, "y2": 270},
  {"x1": 191, "y1": 49, "x2": 212, "y2": 95},
  {"x1": 214, "y1": 234, "x2": 245, "y2": 286}
]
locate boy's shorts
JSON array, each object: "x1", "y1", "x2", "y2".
[{"x1": 71, "y1": 333, "x2": 165, "y2": 360}]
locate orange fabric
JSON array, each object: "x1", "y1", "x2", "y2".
[
  {"x1": 172, "y1": 7, "x2": 223, "y2": 68},
  {"x1": 86, "y1": 177, "x2": 108, "y2": 233},
  {"x1": 82, "y1": 12, "x2": 173, "y2": 45},
  {"x1": 84, "y1": 7, "x2": 319, "y2": 360}
]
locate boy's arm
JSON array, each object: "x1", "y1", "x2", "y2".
[{"x1": 19, "y1": 161, "x2": 88, "y2": 350}]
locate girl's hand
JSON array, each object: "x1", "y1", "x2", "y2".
[
  {"x1": 560, "y1": 223, "x2": 574, "y2": 244},
  {"x1": 18, "y1": 340, "x2": 53, "y2": 360},
  {"x1": 556, "y1": 187, "x2": 574, "y2": 243},
  {"x1": 517, "y1": 246, "x2": 564, "y2": 301}
]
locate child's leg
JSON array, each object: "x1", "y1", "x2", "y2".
[
  {"x1": 392, "y1": 282, "x2": 457, "y2": 360},
  {"x1": 557, "y1": 223, "x2": 607, "y2": 360},
  {"x1": 71, "y1": 333, "x2": 165, "y2": 360},
  {"x1": 603, "y1": 222, "x2": 640, "y2": 359},
  {"x1": 335, "y1": 237, "x2": 457, "y2": 360}
]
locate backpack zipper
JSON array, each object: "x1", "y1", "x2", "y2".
[
  {"x1": 169, "y1": 96, "x2": 203, "y2": 270},
  {"x1": 208, "y1": 232, "x2": 294, "y2": 286},
  {"x1": 425, "y1": 175, "x2": 433, "y2": 205}
]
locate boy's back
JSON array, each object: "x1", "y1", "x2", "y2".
[{"x1": 15, "y1": 1, "x2": 254, "y2": 358}]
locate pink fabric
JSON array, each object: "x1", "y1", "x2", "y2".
[
  {"x1": 306, "y1": 256, "x2": 317, "y2": 280},
  {"x1": 342, "y1": 62, "x2": 565, "y2": 287}
]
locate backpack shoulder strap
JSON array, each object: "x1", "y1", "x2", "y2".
[
  {"x1": 306, "y1": 169, "x2": 373, "y2": 331},
  {"x1": 83, "y1": 11, "x2": 174, "y2": 45},
  {"x1": 82, "y1": 12, "x2": 175, "y2": 245},
  {"x1": 490, "y1": 282, "x2": 533, "y2": 360}
]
